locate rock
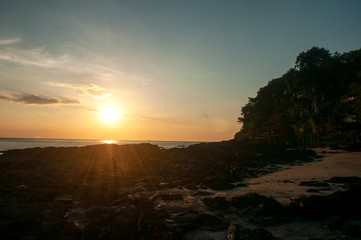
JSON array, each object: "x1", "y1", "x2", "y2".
[
  {"x1": 326, "y1": 176, "x2": 361, "y2": 184},
  {"x1": 227, "y1": 224, "x2": 242, "y2": 240},
  {"x1": 54, "y1": 195, "x2": 73, "y2": 204},
  {"x1": 299, "y1": 181, "x2": 330, "y2": 187},
  {"x1": 1, "y1": 219, "x2": 41, "y2": 239},
  {"x1": 103, "y1": 190, "x2": 122, "y2": 204},
  {"x1": 40, "y1": 218, "x2": 66, "y2": 239},
  {"x1": 324, "y1": 215, "x2": 345, "y2": 230},
  {"x1": 195, "y1": 213, "x2": 228, "y2": 230},
  {"x1": 343, "y1": 221, "x2": 361, "y2": 238},
  {"x1": 158, "y1": 193, "x2": 183, "y2": 201},
  {"x1": 29, "y1": 189, "x2": 59, "y2": 202},
  {"x1": 231, "y1": 193, "x2": 281, "y2": 212},
  {"x1": 202, "y1": 197, "x2": 230, "y2": 210},
  {"x1": 158, "y1": 182, "x2": 169, "y2": 189},
  {"x1": 150, "y1": 193, "x2": 161, "y2": 206},
  {"x1": 234, "y1": 183, "x2": 248, "y2": 187},
  {"x1": 207, "y1": 179, "x2": 235, "y2": 190},
  {"x1": 192, "y1": 190, "x2": 213, "y2": 196},
  {"x1": 306, "y1": 188, "x2": 320, "y2": 193},
  {"x1": 226, "y1": 226, "x2": 276, "y2": 240},
  {"x1": 86, "y1": 206, "x2": 110, "y2": 219},
  {"x1": 289, "y1": 187, "x2": 361, "y2": 218},
  {"x1": 251, "y1": 228, "x2": 276, "y2": 240}
]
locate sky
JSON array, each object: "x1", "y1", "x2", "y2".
[{"x1": 0, "y1": 0, "x2": 361, "y2": 141}]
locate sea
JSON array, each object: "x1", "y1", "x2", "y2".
[{"x1": 0, "y1": 138, "x2": 201, "y2": 152}]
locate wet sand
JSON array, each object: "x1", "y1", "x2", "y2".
[
  {"x1": 233, "y1": 149, "x2": 361, "y2": 204},
  {"x1": 182, "y1": 149, "x2": 361, "y2": 240}
]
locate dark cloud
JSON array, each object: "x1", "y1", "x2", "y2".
[
  {"x1": 18, "y1": 95, "x2": 59, "y2": 104},
  {"x1": 61, "y1": 99, "x2": 81, "y2": 104},
  {"x1": 0, "y1": 94, "x2": 80, "y2": 105}
]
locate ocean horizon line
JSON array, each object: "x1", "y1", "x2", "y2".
[
  {"x1": 0, "y1": 137, "x2": 210, "y2": 143},
  {"x1": 0, "y1": 137, "x2": 208, "y2": 152}
]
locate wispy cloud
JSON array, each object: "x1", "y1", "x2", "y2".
[
  {"x1": 0, "y1": 47, "x2": 70, "y2": 68},
  {"x1": 55, "y1": 83, "x2": 112, "y2": 99},
  {"x1": 0, "y1": 44, "x2": 152, "y2": 85},
  {"x1": 84, "y1": 108, "x2": 99, "y2": 112},
  {"x1": 0, "y1": 38, "x2": 21, "y2": 45},
  {"x1": 0, "y1": 93, "x2": 80, "y2": 105}
]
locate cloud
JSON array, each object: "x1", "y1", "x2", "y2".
[
  {"x1": 0, "y1": 46, "x2": 70, "y2": 68},
  {"x1": 55, "y1": 83, "x2": 111, "y2": 99},
  {"x1": 0, "y1": 38, "x2": 21, "y2": 45},
  {"x1": 0, "y1": 44, "x2": 152, "y2": 85},
  {"x1": 84, "y1": 108, "x2": 99, "y2": 112},
  {"x1": 0, "y1": 93, "x2": 80, "y2": 105}
]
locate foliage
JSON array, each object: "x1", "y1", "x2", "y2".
[{"x1": 236, "y1": 47, "x2": 361, "y2": 145}]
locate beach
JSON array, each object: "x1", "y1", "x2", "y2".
[{"x1": 0, "y1": 141, "x2": 360, "y2": 239}]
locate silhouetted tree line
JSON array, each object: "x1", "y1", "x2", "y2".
[{"x1": 235, "y1": 47, "x2": 361, "y2": 146}]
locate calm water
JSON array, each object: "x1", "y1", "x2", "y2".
[{"x1": 0, "y1": 138, "x2": 200, "y2": 152}]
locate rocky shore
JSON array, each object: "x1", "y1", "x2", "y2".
[{"x1": 0, "y1": 140, "x2": 360, "y2": 239}]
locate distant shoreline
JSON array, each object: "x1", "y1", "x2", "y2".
[{"x1": 0, "y1": 137, "x2": 203, "y2": 152}]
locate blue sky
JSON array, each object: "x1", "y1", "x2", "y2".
[{"x1": 0, "y1": 0, "x2": 360, "y2": 141}]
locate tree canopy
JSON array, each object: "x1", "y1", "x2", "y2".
[{"x1": 235, "y1": 47, "x2": 361, "y2": 145}]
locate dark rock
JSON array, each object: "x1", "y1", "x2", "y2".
[
  {"x1": 299, "y1": 181, "x2": 330, "y2": 187},
  {"x1": 171, "y1": 214, "x2": 199, "y2": 232},
  {"x1": 228, "y1": 227, "x2": 276, "y2": 240},
  {"x1": 231, "y1": 193, "x2": 282, "y2": 214},
  {"x1": 342, "y1": 221, "x2": 361, "y2": 238},
  {"x1": 207, "y1": 179, "x2": 235, "y2": 190},
  {"x1": 40, "y1": 218, "x2": 66, "y2": 239},
  {"x1": 0, "y1": 218, "x2": 41, "y2": 239},
  {"x1": 346, "y1": 142, "x2": 361, "y2": 151},
  {"x1": 192, "y1": 190, "x2": 213, "y2": 196},
  {"x1": 326, "y1": 176, "x2": 361, "y2": 184},
  {"x1": 202, "y1": 197, "x2": 230, "y2": 210},
  {"x1": 251, "y1": 228, "x2": 276, "y2": 240},
  {"x1": 28, "y1": 189, "x2": 59, "y2": 202},
  {"x1": 324, "y1": 215, "x2": 346, "y2": 230},
  {"x1": 289, "y1": 187, "x2": 361, "y2": 218},
  {"x1": 234, "y1": 183, "x2": 248, "y2": 187},
  {"x1": 86, "y1": 206, "x2": 110, "y2": 219},
  {"x1": 158, "y1": 182, "x2": 169, "y2": 189},
  {"x1": 306, "y1": 188, "x2": 320, "y2": 193},
  {"x1": 54, "y1": 195, "x2": 73, "y2": 204},
  {"x1": 227, "y1": 224, "x2": 242, "y2": 240},
  {"x1": 281, "y1": 180, "x2": 294, "y2": 183},
  {"x1": 195, "y1": 214, "x2": 228, "y2": 230},
  {"x1": 158, "y1": 193, "x2": 183, "y2": 201}
]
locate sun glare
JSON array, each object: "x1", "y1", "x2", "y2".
[
  {"x1": 100, "y1": 106, "x2": 123, "y2": 124},
  {"x1": 102, "y1": 140, "x2": 117, "y2": 144}
]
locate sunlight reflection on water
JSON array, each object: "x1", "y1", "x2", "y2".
[{"x1": 102, "y1": 140, "x2": 117, "y2": 144}]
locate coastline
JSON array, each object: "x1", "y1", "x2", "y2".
[
  {"x1": 0, "y1": 137, "x2": 201, "y2": 152},
  {"x1": 0, "y1": 141, "x2": 360, "y2": 239}
]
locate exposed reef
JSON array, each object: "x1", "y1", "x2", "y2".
[{"x1": 0, "y1": 141, "x2": 360, "y2": 239}]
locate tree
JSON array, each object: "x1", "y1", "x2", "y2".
[{"x1": 236, "y1": 47, "x2": 361, "y2": 145}]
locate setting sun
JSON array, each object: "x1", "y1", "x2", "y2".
[{"x1": 100, "y1": 106, "x2": 123, "y2": 124}]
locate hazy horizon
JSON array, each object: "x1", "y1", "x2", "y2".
[
  {"x1": 0, "y1": 136, "x2": 206, "y2": 142},
  {"x1": 1, "y1": 1, "x2": 361, "y2": 141}
]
